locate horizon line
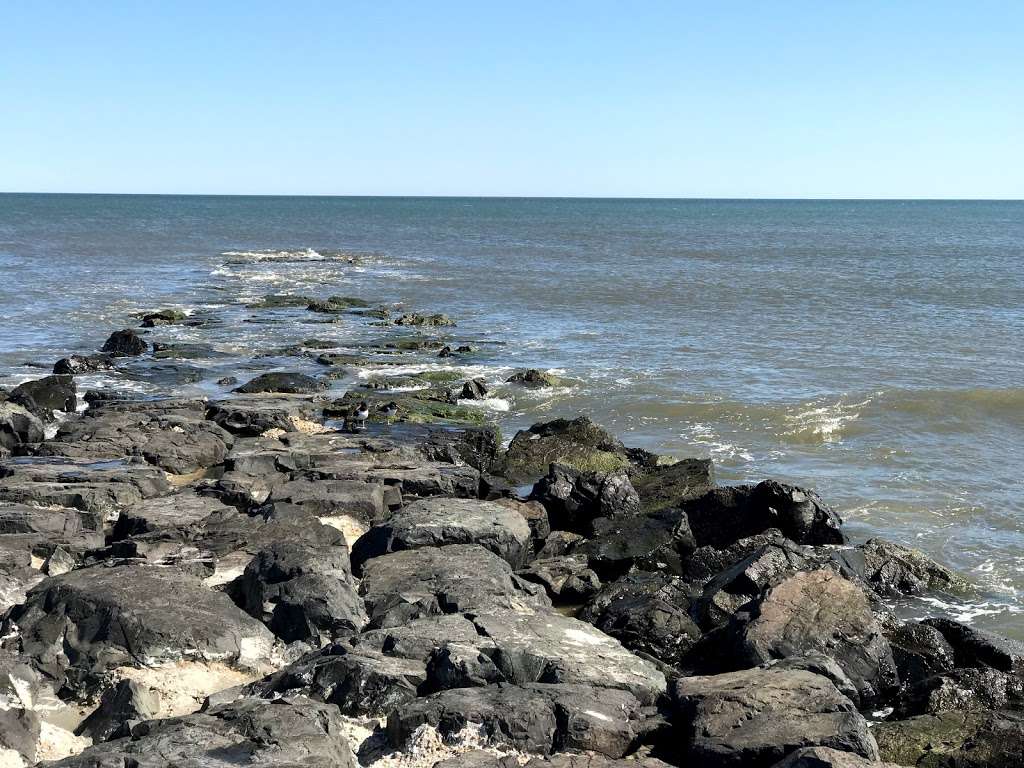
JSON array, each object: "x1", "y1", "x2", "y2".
[{"x1": 1, "y1": 191, "x2": 1022, "y2": 202}]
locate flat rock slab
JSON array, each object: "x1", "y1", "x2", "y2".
[
  {"x1": 110, "y1": 491, "x2": 234, "y2": 539},
  {"x1": 466, "y1": 610, "x2": 667, "y2": 705},
  {"x1": 388, "y1": 682, "x2": 644, "y2": 758},
  {"x1": 672, "y1": 667, "x2": 879, "y2": 768},
  {"x1": 351, "y1": 497, "x2": 532, "y2": 571},
  {"x1": 0, "y1": 457, "x2": 170, "y2": 517},
  {"x1": 206, "y1": 394, "x2": 322, "y2": 435},
  {"x1": 36, "y1": 399, "x2": 233, "y2": 474},
  {"x1": 358, "y1": 544, "x2": 550, "y2": 628},
  {"x1": 43, "y1": 695, "x2": 356, "y2": 768},
  {"x1": 770, "y1": 747, "x2": 904, "y2": 768},
  {"x1": 5, "y1": 562, "x2": 276, "y2": 698},
  {"x1": 0, "y1": 502, "x2": 103, "y2": 556},
  {"x1": 268, "y1": 478, "x2": 388, "y2": 525}
]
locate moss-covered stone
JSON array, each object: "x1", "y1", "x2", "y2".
[
  {"x1": 394, "y1": 312, "x2": 455, "y2": 327},
  {"x1": 632, "y1": 458, "x2": 716, "y2": 512},
  {"x1": 307, "y1": 296, "x2": 371, "y2": 313},
  {"x1": 874, "y1": 710, "x2": 1024, "y2": 767},
  {"x1": 248, "y1": 294, "x2": 314, "y2": 309},
  {"x1": 500, "y1": 416, "x2": 633, "y2": 482},
  {"x1": 506, "y1": 368, "x2": 565, "y2": 388},
  {"x1": 411, "y1": 370, "x2": 463, "y2": 384},
  {"x1": 326, "y1": 389, "x2": 487, "y2": 427}
]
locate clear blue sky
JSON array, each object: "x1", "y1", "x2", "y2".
[{"x1": 2, "y1": 2, "x2": 1021, "y2": 197}]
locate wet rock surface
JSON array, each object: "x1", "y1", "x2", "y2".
[{"x1": 0, "y1": 306, "x2": 1015, "y2": 768}]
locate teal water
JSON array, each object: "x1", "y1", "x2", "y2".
[{"x1": 1, "y1": 194, "x2": 1022, "y2": 636}]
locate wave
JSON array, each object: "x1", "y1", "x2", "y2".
[{"x1": 220, "y1": 248, "x2": 363, "y2": 264}]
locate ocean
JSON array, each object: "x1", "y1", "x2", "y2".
[{"x1": 1, "y1": 194, "x2": 1022, "y2": 637}]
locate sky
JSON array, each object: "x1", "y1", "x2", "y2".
[{"x1": 1, "y1": 2, "x2": 1021, "y2": 198}]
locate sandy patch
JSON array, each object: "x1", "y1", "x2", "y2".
[
  {"x1": 112, "y1": 661, "x2": 265, "y2": 719},
  {"x1": 319, "y1": 514, "x2": 368, "y2": 548},
  {"x1": 34, "y1": 722, "x2": 91, "y2": 763}
]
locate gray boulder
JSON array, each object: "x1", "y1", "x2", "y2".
[
  {"x1": 731, "y1": 569, "x2": 899, "y2": 707},
  {"x1": 75, "y1": 679, "x2": 160, "y2": 742},
  {"x1": 351, "y1": 498, "x2": 532, "y2": 572},
  {"x1": 517, "y1": 555, "x2": 602, "y2": 602},
  {"x1": 101, "y1": 328, "x2": 148, "y2": 357},
  {"x1": 632, "y1": 458, "x2": 715, "y2": 513},
  {"x1": 8, "y1": 374, "x2": 77, "y2": 419},
  {"x1": 529, "y1": 464, "x2": 640, "y2": 534},
  {"x1": 770, "y1": 747, "x2": 903, "y2": 768},
  {"x1": 0, "y1": 402, "x2": 44, "y2": 452},
  {"x1": 235, "y1": 372, "x2": 327, "y2": 394},
  {"x1": 672, "y1": 667, "x2": 879, "y2": 768}
]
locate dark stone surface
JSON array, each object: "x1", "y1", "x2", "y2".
[
  {"x1": 75, "y1": 679, "x2": 160, "y2": 742},
  {"x1": 923, "y1": 617, "x2": 1024, "y2": 675},
  {"x1": 235, "y1": 371, "x2": 327, "y2": 394},
  {"x1": 874, "y1": 709, "x2": 1024, "y2": 768},
  {"x1": 529, "y1": 464, "x2": 640, "y2": 534},
  {"x1": 632, "y1": 458, "x2": 715, "y2": 513},
  {"x1": 8, "y1": 374, "x2": 77, "y2": 419},
  {"x1": 101, "y1": 329, "x2": 148, "y2": 357}
]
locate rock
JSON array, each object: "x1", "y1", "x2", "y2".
[
  {"x1": 894, "y1": 666, "x2": 1024, "y2": 717},
  {"x1": 579, "y1": 571, "x2": 702, "y2": 669},
  {"x1": 418, "y1": 425, "x2": 501, "y2": 472},
  {"x1": 217, "y1": 375, "x2": 238, "y2": 386},
  {"x1": 307, "y1": 295, "x2": 370, "y2": 312},
  {"x1": 119, "y1": 361, "x2": 207, "y2": 386},
  {"x1": 358, "y1": 544, "x2": 549, "y2": 628},
  {"x1": 0, "y1": 503, "x2": 103, "y2": 558},
  {"x1": 632, "y1": 458, "x2": 715, "y2": 512},
  {"x1": 681, "y1": 529, "x2": 792, "y2": 585},
  {"x1": 246, "y1": 643, "x2": 424, "y2": 716},
  {"x1": 110, "y1": 491, "x2": 233, "y2": 539},
  {"x1": 437, "y1": 345, "x2": 454, "y2": 358},
  {"x1": 394, "y1": 312, "x2": 455, "y2": 326},
  {"x1": 536, "y1": 530, "x2": 585, "y2": 559},
  {"x1": 140, "y1": 308, "x2": 187, "y2": 327},
  {"x1": 235, "y1": 372, "x2": 327, "y2": 394},
  {"x1": 671, "y1": 667, "x2": 880, "y2": 768},
  {"x1": 873, "y1": 709, "x2": 1024, "y2": 768},
  {"x1": 151, "y1": 342, "x2": 222, "y2": 360},
  {"x1": 45, "y1": 696, "x2": 356, "y2": 768},
  {"x1": 0, "y1": 707, "x2": 40, "y2": 765},
  {"x1": 227, "y1": 540, "x2": 364, "y2": 643},
  {"x1": 0, "y1": 402, "x2": 44, "y2": 452},
  {"x1": 268, "y1": 478, "x2": 388, "y2": 526},
  {"x1": 517, "y1": 555, "x2": 602, "y2": 602},
  {"x1": 505, "y1": 368, "x2": 564, "y2": 388},
  {"x1": 463, "y1": 610, "x2": 667, "y2": 704},
  {"x1": 4, "y1": 562, "x2": 276, "y2": 698},
  {"x1": 8, "y1": 375, "x2": 77, "y2": 419},
  {"x1": 251, "y1": 293, "x2": 315, "y2": 308},
  {"x1": 101, "y1": 329, "x2": 148, "y2": 357},
  {"x1": 41, "y1": 546, "x2": 76, "y2": 575},
  {"x1": 682, "y1": 480, "x2": 845, "y2": 548},
  {"x1": 887, "y1": 622, "x2": 956, "y2": 687},
  {"x1": 731, "y1": 569, "x2": 899, "y2": 707},
  {"x1": 351, "y1": 614, "x2": 484, "y2": 662},
  {"x1": 494, "y1": 498, "x2": 550, "y2": 544},
  {"x1": 501, "y1": 417, "x2": 633, "y2": 482},
  {"x1": 35, "y1": 398, "x2": 233, "y2": 475},
  {"x1": 351, "y1": 498, "x2": 532, "y2": 572},
  {"x1": 328, "y1": 389, "x2": 487, "y2": 427},
  {"x1": 387, "y1": 683, "x2": 644, "y2": 757},
  {"x1": 75, "y1": 679, "x2": 160, "y2": 742},
  {"x1": 833, "y1": 538, "x2": 971, "y2": 597},
  {"x1": 53, "y1": 354, "x2": 114, "y2": 375},
  {"x1": 576, "y1": 508, "x2": 695, "y2": 580},
  {"x1": 923, "y1": 617, "x2": 1024, "y2": 674},
  {"x1": 770, "y1": 747, "x2": 903, "y2": 768},
  {"x1": 0, "y1": 457, "x2": 170, "y2": 517},
  {"x1": 529, "y1": 464, "x2": 640, "y2": 534},
  {"x1": 207, "y1": 394, "x2": 321, "y2": 435},
  {"x1": 460, "y1": 378, "x2": 488, "y2": 400},
  {"x1": 693, "y1": 536, "x2": 819, "y2": 629}
]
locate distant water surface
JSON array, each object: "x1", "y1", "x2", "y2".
[{"x1": 1, "y1": 194, "x2": 1022, "y2": 636}]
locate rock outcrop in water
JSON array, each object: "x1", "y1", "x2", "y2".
[{"x1": 0, "y1": 293, "x2": 1019, "y2": 768}]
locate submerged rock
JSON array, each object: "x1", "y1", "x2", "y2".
[
  {"x1": 394, "y1": 312, "x2": 455, "y2": 326},
  {"x1": 53, "y1": 353, "x2": 114, "y2": 375},
  {"x1": 460, "y1": 377, "x2": 489, "y2": 400},
  {"x1": 140, "y1": 308, "x2": 187, "y2": 327},
  {"x1": 506, "y1": 368, "x2": 564, "y2": 387}
]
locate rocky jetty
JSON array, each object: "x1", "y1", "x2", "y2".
[{"x1": 0, "y1": 297, "x2": 1020, "y2": 768}]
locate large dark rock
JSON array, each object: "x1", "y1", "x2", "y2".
[
  {"x1": 388, "y1": 683, "x2": 645, "y2": 757},
  {"x1": 418, "y1": 425, "x2": 501, "y2": 473},
  {"x1": 501, "y1": 417, "x2": 634, "y2": 482},
  {"x1": 394, "y1": 312, "x2": 455, "y2": 327},
  {"x1": 576, "y1": 508, "x2": 695, "y2": 580},
  {"x1": 351, "y1": 498, "x2": 532, "y2": 572},
  {"x1": 244, "y1": 643, "x2": 424, "y2": 717},
  {"x1": 110, "y1": 491, "x2": 233, "y2": 540},
  {"x1": 358, "y1": 544, "x2": 550, "y2": 628},
  {"x1": 671, "y1": 667, "x2": 879, "y2": 768},
  {"x1": 923, "y1": 617, "x2": 1024, "y2": 675},
  {"x1": 887, "y1": 622, "x2": 957, "y2": 688},
  {"x1": 0, "y1": 502, "x2": 103, "y2": 560},
  {"x1": 227, "y1": 540, "x2": 364, "y2": 643},
  {"x1": 101, "y1": 328, "x2": 148, "y2": 357},
  {"x1": 44, "y1": 696, "x2": 356, "y2": 768},
  {"x1": 140, "y1": 308, "x2": 186, "y2": 327},
  {"x1": 75, "y1": 679, "x2": 160, "y2": 742},
  {"x1": 833, "y1": 538, "x2": 971, "y2": 598},
  {"x1": 529, "y1": 464, "x2": 640, "y2": 534},
  {"x1": 4, "y1": 562, "x2": 276, "y2": 697},
  {"x1": 8, "y1": 374, "x2": 77, "y2": 419},
  {"x1": 579, "y1": 571, "x2": 702, "y2": 669},
  {"x1": 632, "y1": 458, "x2": 715, "y2": 512},
  {"x1": 873, "y1": 709, "x2": 1024, "y2": 768},
  {"x1": 730, "y1": 569, "x2": 899, "y2": 707},
  {"x1": 207, "y1": 394, "x2": 322, "y2": 435},
  {"x1": 0, "y1": 402, "x2": 44, "y2": 452},
  {"x1": 268, "y1": 478, "x2": 389, "y2": 526},
  {"x1": 505, "y1": 368, "x2": 564, "y2": 387},
  {"x1": 894, "y1": 666, "x2": 1024, "y2": 717},
  {"x1": 235, "y1": 371, "x2": 327, "y2": 394},
  {"x1": 682, "y1": 480, "x2": 845, "y2": 548}
]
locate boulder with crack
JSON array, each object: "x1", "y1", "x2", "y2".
[{"x1": 528, "y1": 464, "x2": 640, "y2": 534}]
